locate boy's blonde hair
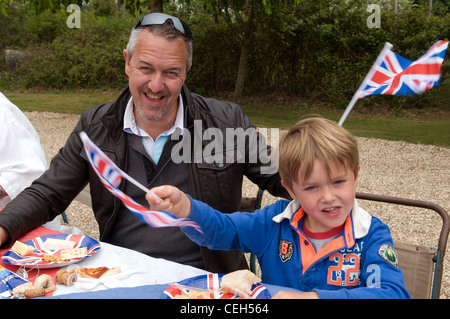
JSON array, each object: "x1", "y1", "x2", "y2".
[{"x1": 278, "y1": 117, "x2": 359, "y2": 190}]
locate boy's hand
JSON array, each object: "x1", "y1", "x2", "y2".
[
  {"x1": 271, "y1": 291, "x2": 319, "y2": 299},
  {"x1": 146, "y1": 185, "x2": 191, "y2": 219}
]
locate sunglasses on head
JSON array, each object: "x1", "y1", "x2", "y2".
[{"x1": 135, "y1": 13, "x2": 193, "y2": 40}]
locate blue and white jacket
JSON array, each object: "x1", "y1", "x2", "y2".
[{"x1": 182, "y1": 197, "x2": 410, "y2": 299}]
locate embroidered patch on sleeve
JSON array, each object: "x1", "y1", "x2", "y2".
[
  {"x1": 279, "y1": 240, "x2": 293, "y2": 262},
  {"x1": 378, "y1": 244, "x2": 399, "y2": 268}
]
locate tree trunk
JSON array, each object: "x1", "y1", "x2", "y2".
[
  {"x1": 233, "y1": 4, "x2": 259, "y2": 99},
  {"x1": 115, "y1": 0, "x2": 124, "y2": 18},
  {"x1": 233, "y1": 37, "x2": 251, "y2": 99},
  {"x1": 150, "y1": 0, "x2": 163, "y2": 13}
]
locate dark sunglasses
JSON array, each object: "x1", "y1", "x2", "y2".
[{"x1": 135, "y1": 13, "x2": 193, "y2": 40}]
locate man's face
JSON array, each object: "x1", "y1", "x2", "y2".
[{"x1": 123, "y1": 31, "x2": 189, "y2": 123}]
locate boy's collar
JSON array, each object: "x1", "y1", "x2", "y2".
[
  {"x1": 272, "y1": 199, "x2": 372, "y2": 240},
  {"x1": 351, "y1": 199, "x2": 372, "y2": 239},
  {"x1": 272, "y1": 200, "x2": 300, "y2": 223}
]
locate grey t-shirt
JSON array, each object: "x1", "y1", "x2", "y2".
[{"x1": 108, "y1": 133, "x2": 204, "y2": 269}]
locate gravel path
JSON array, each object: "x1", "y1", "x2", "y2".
[{"x1": 25, "y1": 111, "x2": 450, "y2": 298}]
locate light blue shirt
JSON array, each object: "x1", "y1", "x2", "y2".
[{"x1": 123, "y1": 96, "x2": 184, "y2": 164}]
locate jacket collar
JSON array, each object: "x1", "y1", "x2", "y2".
[
  {"x1": 102, "y1": 87, "x2": 131, "y2": 136},
  {"x1": 181, "y1": 84, "x2": 195, "y2": 128},
  {"x1": 272, "y1": 199, "x2": 372, "y2": 240}
]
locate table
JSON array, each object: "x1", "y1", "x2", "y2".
[{"x1": 1, "y1": 226, "x2": 301, "y2": 299}]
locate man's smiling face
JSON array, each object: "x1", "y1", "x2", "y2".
[{"x1": 124, "y1": 31, "x2": 189, "y2": 122}]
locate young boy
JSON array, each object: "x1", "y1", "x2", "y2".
[{"x1": 146, "y1": 117, "x2": 410, "y2": 299}]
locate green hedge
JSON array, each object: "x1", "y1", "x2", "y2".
[{"x1": 0, "y1": 1, "x2": 448, "y2": 109}]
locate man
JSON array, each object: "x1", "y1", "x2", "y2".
[{"x1": 0, "y1": 13, "x2": 288, "y2": 273}]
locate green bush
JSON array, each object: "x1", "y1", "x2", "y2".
[
  {"x1": 1, "y1": 1, "x2": 448, "y2": 110},
  {"x1": 12, "y1": 11, "x2": 132, "y2": 89},
  {"x1": 241, "y1": 0, "x2": 449, "y2": 109}
]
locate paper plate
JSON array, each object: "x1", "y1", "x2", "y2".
[
  {"x1": 2, "y1": 234, "x2": 100, "y2": 269},
  {"x1": 162, "y1": 273, "x2": 271, "y2": 299}
]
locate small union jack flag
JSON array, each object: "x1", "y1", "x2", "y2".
[
  {"x1": 163, "y1": 274, "x2": 271, "y2": 299},
  {"x1": 358, "y1": 40, "x2": 448, "y2": 98},
  {"x1": 79, "y1": 132, "x2": 202, "y2": 233}
]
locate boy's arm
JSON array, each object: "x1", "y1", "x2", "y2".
[
  {"x1": 147, "y1": 185, "x2": 279, "y2": 254},
  {"x1": 182, "y1": 195, "x2": 279, "y2": 255}
]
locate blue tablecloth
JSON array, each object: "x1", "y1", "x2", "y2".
[{"x1": 45, "y1": 283, "x2": 302, "y2": 299}]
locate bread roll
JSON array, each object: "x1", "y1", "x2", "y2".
[{"x1": 220, "y1": 269, "x2": 261, "y2": 295}]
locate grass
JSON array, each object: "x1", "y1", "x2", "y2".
[
  {"x1": 5, "y1": 91, "x2": 120, "y2": 114},
  {"x1": 237, "y1": 95, "x2": 450, "y2": 148},
  {"x1": 341, "y1": 115, "x2": 450, "y2": 147},
  {"x1": 4, "y1": 91, "x2": 450, "y2": 147}
]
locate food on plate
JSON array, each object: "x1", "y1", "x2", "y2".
[
  {"x1": 41, "y1": 247, "x2": 88, "y2": 263},
  {"x1": 220, "y1": 269, "x2": 261, "y2": 295},
  {"x1": 43, "y1": 254, "x2": 61, "y2": 263},
  {"x1": 173, "y1": 289, "x2": 211, "y2": 299},
  {"x1": 60, "y1": 247, "x2": 88, "y2": 260},
  {"x1": 34, "y1": 274, "x2": 56, "y2": 293},
  {"x1": 10, "y1": 240, "x2": 35, "y2": 256},
  {"x1": 69, "y1": 266, "x2": 121, "y2": 279},
  {"x1": 43, "y1": 238, "x2": 76, "y2": 251},
  {"x1": 12, "y1": 282, "x2": 34, "y2": 295},
  {"x1": 168, "y1": 270, "x2": 263, "y2": 299},
  {"x1": 55, "y1": 269, "x2": 77, "y2": 286},
  {"x1": 12, "y1": 274, "x2": 56, "y2": 299},
  {"x1": 24, "y1": 288, "x2": 46, "y2": 299}
]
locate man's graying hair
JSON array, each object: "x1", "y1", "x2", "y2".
[{"x1": 126, "y1": 20, "x2": 193, "y2": 68}]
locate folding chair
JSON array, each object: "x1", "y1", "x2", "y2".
[
  {"x1": 355, "y1": 192, "x2": 449, "y2": 299},
  {"x1": 61, "y1": 211, "x2": 70, "y2": 224},
  {"x1": 247, "y1": 190, "x2": 449, "y2": 299}
]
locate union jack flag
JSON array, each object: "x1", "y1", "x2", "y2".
[
  {"x1": 357, "y1": 40, "x2": 448, "y2": 98},
  {"x1": 79, "y1": 132, "x2": 202, "y2": 233},
  {"x1": 339, "y1": 40, "x2": 448, "y2": 126}
]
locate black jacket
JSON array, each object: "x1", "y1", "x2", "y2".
[{"x1": 0, "y1": 85, "x2": 288, "y2": 272}]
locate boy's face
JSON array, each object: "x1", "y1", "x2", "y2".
[{"x1": 283, "y1": 159, "x2": 358, "y2": 233}]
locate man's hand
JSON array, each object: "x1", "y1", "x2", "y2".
[
  {"x1": 146, "y1": 185, "x2": 191, "y2": 219},
  {"x1": 0, "y1": 226, "x2": 10, "y2": 247}
]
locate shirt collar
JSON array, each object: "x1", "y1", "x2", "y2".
[
  {"x1": 123, "y1": 94, "x2": 185, "y2": 137},
  {"x1": 272, "y1": 199, "x2": 372, "y2": 240}
]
